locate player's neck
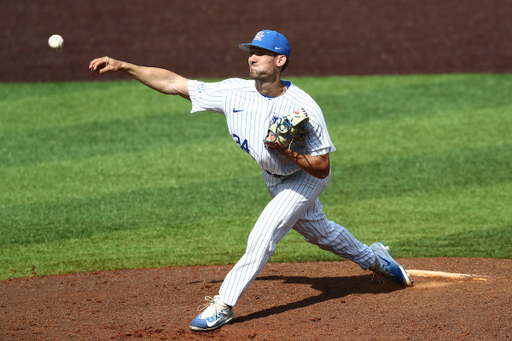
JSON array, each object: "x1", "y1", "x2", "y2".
[{"x1": 255, "y1": 79, "x2": 287, "y2": 98}]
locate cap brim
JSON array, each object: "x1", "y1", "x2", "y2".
[
  {"x1": 238, "y1": 43, "x2": 254, "y2": 52},
  {"x1": 238, "y1": 43, "x2": 281, "y2": 55},
  {"x1": 238, "y1": 41, "x2": 290, "y2": 57}
]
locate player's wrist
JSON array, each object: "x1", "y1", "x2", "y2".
[
  {"x1": 277, "y1": 147, "x2": 298, "y2": 160},
  {"x1": 118, "y1": 61, "x2": 131, "y2": 72}
]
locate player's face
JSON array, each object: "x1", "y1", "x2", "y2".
[{"x1": 248, "y1": 47, "x2": 280, "y2": 80}]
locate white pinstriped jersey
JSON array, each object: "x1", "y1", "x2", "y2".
[
  {"x1": 186, "y1": 78, "x2": 375, "y2": 308},
  {"x1": 188, "y1": 78, "x2": 336, "y2": 176}
]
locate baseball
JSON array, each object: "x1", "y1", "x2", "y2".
[{"x1": 48, "y1": 34, "x2": 64, "y2": 49}]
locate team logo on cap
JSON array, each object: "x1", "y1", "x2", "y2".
[{"x1": 253, "y1": 31, "x2": 264, "y2": 41}]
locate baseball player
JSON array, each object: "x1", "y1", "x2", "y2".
[{"x1": 89, "y1": 29, "x2": 413, "y2": 332}]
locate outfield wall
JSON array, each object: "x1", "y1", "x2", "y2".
[{"x1": 1, "y1": 0, "x2": 511, "y2": 82}]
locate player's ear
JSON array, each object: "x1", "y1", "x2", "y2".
[{"x1": 276, "y1": 55, "x2": 287, "y2": 68}]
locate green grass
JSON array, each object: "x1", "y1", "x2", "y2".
[{"x1": 1, "y1": 74, "x2": 511, "y2": 280}]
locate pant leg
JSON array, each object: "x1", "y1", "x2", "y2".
[
  {"x1": 292, "y1": 198, "x2": 374, "y2": 269},
  {"x1": 219, "y1": 170, "x2": 327, "y2": 306}
]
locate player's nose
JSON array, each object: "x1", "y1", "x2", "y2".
[{"x1": 248, "y1": 53, "x2": 258, "y2": 63}]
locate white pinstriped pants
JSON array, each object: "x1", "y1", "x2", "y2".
[{"x1": 218, "y1": 169, "x2": 375, "y2": 307}]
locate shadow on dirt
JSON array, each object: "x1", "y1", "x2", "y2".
[{"x1": 234, "y1": 274, "x2": 404, "y2": 323}]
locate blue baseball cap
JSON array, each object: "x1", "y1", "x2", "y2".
[{"x1": 239, "y1": 30, "x2": 290, "y2": 57}]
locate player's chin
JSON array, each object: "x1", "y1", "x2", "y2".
[{"x1": 249, "y1": 68, "x2": 262, "y2": 79}]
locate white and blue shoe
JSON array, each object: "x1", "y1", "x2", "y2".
[
  {"x1": 190, "y1": 295, "x2": 234, "y2": 332},
  {"x1": 369, "y1": 242, "x2": 413, "y2": 286}
]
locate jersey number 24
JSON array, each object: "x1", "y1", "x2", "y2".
[{"x1": 232, "y1": 134, "x2": 250, "y2": 153}]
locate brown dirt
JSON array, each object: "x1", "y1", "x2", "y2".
[
  {"x1": 1, "y1": 1, "x2": 512, "y2": 340},
  {"x1": 2, "y1": 259, "x2": 512, "y2": 340}
]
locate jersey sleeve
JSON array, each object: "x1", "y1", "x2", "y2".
[
  {"x1": 303, "y1": 106, "x2": 336, "y2": 156},
  {"x1": 188, "y1": 80, "x2": 226, "y2": 114}
]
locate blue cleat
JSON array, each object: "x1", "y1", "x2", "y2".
[
  {"x1": 190, "y1": 295, "x2": 234, "y2": 332},
  {"x1": 369, "y1": 242, "x2": 413, "y2": 286}
]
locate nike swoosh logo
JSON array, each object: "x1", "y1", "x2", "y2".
[
  {"x1": 275, "y1": 47, "x2": 283, "y2": 50},
  {"x1": 206, "y1": 312, "x2": 225, "y2": 327},
  {"x1": 233, "y1": 109, "x2": 244, "y2": 113},
  {"x1": 378, "y1": 255, "x2": 391, "y2": 266}
]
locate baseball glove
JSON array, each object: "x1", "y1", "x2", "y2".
[{"x1": 264, "y1": 108, "x2": 309, "y2": 149}]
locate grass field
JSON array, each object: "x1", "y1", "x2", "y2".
[{"x1": 1, "y1": 74, "x2": 511, "y2": 280}]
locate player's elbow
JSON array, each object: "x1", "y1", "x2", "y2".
[
  {"x1": 310, "y1": 162, "x2": 330, "y2": 179},
  {"x1": 314, "y1": 167, "x2": 330, "y2": 179},
  {"x1": 313, "y1": 154, "x2": 330, "y2": 179}
]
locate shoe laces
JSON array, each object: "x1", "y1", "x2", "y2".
[
  {"x1": 197, "y1": 296, "x2": 226, "y2": 315},
  {"x1": 371, "y1": 272, "x2": 386, "y2": 285},
  {"x1": 369, "y1": 255, "x2": 387, "y2": 285}
]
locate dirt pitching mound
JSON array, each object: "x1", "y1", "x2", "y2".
[{"x1": 2, "y1": 258, "x2": 512, "y2": 340}]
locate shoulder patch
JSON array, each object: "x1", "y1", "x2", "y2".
[{"x1": 196, "y1": 83, "x2": 206, "y2": 93}]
